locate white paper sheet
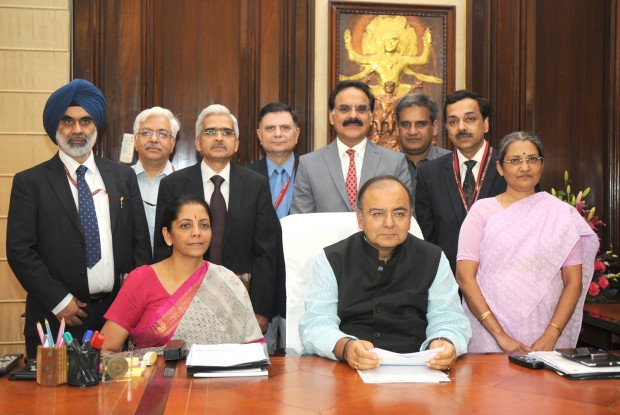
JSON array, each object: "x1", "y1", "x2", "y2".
[
  {"x1": 192, "y1": 367, "x2": 268, "y2": 378},
  {"x1": 358, "y1": 365, "x2": 450, "y2": 383},
  {"x1": 370, "y1": 346, "x2": 444, "y2": 366},
  {"x1": 186, "y1": 343, "x2": 268, "y2": 368}
]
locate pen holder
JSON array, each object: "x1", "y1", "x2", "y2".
[
  {"x1": 67, "y1": 347, "x2": 100, "y2": 387},
  {"x1": 36, "y1": 346, "x2": 67, "y2": 386}
]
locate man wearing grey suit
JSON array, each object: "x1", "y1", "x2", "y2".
[{"x1": 290, "y1": 81, "x2": 412, "y2": 214}]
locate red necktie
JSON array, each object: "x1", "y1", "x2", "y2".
[
  {"x1": 209, "y1": 175, "x2": 226, "y2": 264},
  {"x1": 345, "y1": 149, "x2": 357, "y2": 210}
]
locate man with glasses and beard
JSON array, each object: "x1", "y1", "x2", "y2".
[
  {"x1": 7, "y1": 79, "x2": 151, "y2": 357},
  {"x1": 290, "y1": 80, "x2": 412, "y2": 214}
]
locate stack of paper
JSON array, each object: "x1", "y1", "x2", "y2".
[
  {"x1": 186, "y1": 343, "x2": 270, "y2": 378},
  {"x1": 358, "y1": 347, "x2": 450, "y2": 383},
  {"x1": 530, "y1": 351, "x2": 620, "y2": 380}
]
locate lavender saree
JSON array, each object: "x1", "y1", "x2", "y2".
[{"x1": 458, "y1": 192, "x2": 599, "y2": 352}]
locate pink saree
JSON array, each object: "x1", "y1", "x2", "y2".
[
  {"x1": 130, "y1": 262, "x2": 207, "y2": 348},
  {"x1": 460, "y1": 192, "x2": 599, "y2": 352},
  {"x1": 129, "y1": 262, "x2": 263, "y2": 351}
]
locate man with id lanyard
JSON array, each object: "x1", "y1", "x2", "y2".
[
  {"x1": 415, "y1": 90, "x2": 506, "y2": 274},
  {"x1": 7, "y1": 79, "x2": 151, "y2": 357},
  {"x1": 248, "y1": 102, "x2": 299, "y2": 353}
]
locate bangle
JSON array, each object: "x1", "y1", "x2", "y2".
[
  {"x1": 340, "y1": 338, "x2": 355, "y2": 363},
  {"x1": 478, "y1": 310, "x2": 492, "y2": 322},
  {"x1": 549, "y1": 322, "x2": 562, "y2": 334}
]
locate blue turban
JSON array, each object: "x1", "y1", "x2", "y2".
[{"x1": 42, "y1": 79, "x2": 106, "y2": 144}]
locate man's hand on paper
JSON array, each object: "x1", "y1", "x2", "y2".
[
  {"x1": 346, "y1": 340, "x2": 380, "y2": 370},
  {"x1": 427, "y1": 339, "x2": 456, "y2": 370}
]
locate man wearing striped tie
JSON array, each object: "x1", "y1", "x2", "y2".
[{"x1": 248, "y1": 102, "x2": 300, "y2": 353}]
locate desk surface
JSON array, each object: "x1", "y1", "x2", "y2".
[{"x1": 1, "y1": 354, "x2": 619, "y2": 414}]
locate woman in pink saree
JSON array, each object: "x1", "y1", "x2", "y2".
[
  {"x1": 456, "y1": 132, "x2": 598, "y2": 353},
  {"x1": 101, "y1": 196, "x2": 263, "y2": 353}
]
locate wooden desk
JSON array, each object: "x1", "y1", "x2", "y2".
[
  {"x1": 581, "y1": 303, "x2": 620, "y2": 350},
  {"x1": 1, "y1": 354, "x2": 618, "y2": 414}
]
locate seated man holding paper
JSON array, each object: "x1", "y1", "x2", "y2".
[
  {"x1": 299, "y1": 176, "x2": 470, "y2": 371},
  {"x1": 101, "y1": 196, "x2": 263, "y2": 353}
]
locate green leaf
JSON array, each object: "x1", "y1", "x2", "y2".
[{"x1": 583, "y1": 187, "x2": 591, "y2": 197}]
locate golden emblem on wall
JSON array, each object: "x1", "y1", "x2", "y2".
[{"x1": 339, "y1": 15, "x2": 442, "y2": 150}]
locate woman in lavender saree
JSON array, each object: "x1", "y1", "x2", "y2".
[
  {"x1": 101, "y1": 196, "x2": 263, "y2": 353},
  {"x1": 456, "y1": 132, "x2": 598, "y2": 353}
]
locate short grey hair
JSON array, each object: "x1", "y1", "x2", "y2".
[
  {"x1": 498, "y1": 131, "x2": 545, "y2": 165},
  {"x1": 195, "y1": 104, "x2": 239, "y2": 139},
  {"x1": 133, "y1": 106, "x2": 180, "y2": 138},
  {"x1": 395, "y1": 93, "x2": 439, "y2": 123}
]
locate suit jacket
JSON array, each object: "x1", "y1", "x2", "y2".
[
  {"x1": 7, "y1": 153, "x2": 152, "y2": 338},
  {"x1": 415, "y1": 149, "x2": 506, "y2": 273},
  {"x1": 246, "y1": 156, "x2": 298, "y2": 318},
  {"x1": 290, "y1": 140, "x2": 413, "y2": 213},
  {"x1": 153, "y1": 162, "x2": 282, "y2": 318}
]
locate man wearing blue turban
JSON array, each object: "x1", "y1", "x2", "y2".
[{"x1": 7, "y1": 79, "x2": 152, "y2": 357}]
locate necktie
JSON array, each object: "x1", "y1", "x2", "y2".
[
  {"x1": 271, "y1": 167, "x2": 287, "y2": 219},
  {"x1": 462, "y1": 160, "x2": 477, "y2": 207},
  {"x1": 345, "y1": 149, "x2": 357, "y2": 210},
  {"x1": 209, "y1": 175, "x2": 227, "y2": 264},
  {"x1": 76, "y1": 165, "x2": 101, "y2": 268}
]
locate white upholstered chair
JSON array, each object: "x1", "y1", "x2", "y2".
[{"x1": 282, "y1": 212, "x2": 423, "y2": 354}]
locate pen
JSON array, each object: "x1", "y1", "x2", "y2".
[
  {"x1": 90, "y1": 331, "x2": 104, "y2": 350},
  {"x1": 82, "y1": 330, "x2": 94, "y2": 351},
  {"x1": 56, "y1": 318, "x2": 66, "y2": 347},
  {"x1": 44, "y1": 319, "x2": 55, "y2": 347},
  {"x1": 36, "y1": 322, "x2": 46, "y2": 346}
]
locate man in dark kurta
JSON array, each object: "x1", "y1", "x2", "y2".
[{"x1": 299, "y1": 176, "x2": 470, "y2": 371}]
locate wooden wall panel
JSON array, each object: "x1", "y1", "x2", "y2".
[
  {"x1": 73, "y1": 0, "x2": 314, "y2": 168},
  {"x1": 469, "y1": 0, "x2": 619, "y2": 250}
]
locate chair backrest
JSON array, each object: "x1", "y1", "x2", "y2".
[{"x1": 282, "y1": 212, "x2": 423, "y2": 353}]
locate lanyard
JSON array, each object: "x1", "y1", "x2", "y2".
[
  {"x1": 273, "y1": 161, "x2": 295, "y2": 210},
  {"x1": 452, "y1": 141, "x2": 492, "y2": 212},
  {"x1": 63, "y1": 164, "x2": 104, "y2": 196}
]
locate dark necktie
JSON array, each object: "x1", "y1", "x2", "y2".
[
  {"x1": 345, "y1": 149, "x2": 357, "y2": 210},
  {"x1": 463, "y1": 160, "x2": 477, "y2": 207},
  {"x1": 209, "y1": 175, "x2": 227, "y2": 264},
  {"x1": 76, "y1": 165, "x2": 101, "y2": 268},
  {"x1": 271, "y1": 167, "x2": 287, "y2": 219}
]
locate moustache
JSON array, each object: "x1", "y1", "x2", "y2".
[
  {"x1": 210, "y1": 143, "x2": 227, "y2": 149},
  {"x1": 144, "y1": 144, "x2": 163, "y2": 151},
  {"x1": 68, "y1": 134, "x2": 89, "y2": 144},
  {"x1": 456, "y1": 131, "x2": 473, "y2": 138},
  {"x1": 343, "y1": 118, "x2": 364, "y2": 127}
]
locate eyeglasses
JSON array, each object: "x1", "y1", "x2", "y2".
[
  {"x1": 136, "y1": 130, "x2": 174, "y2": 140},
  {"x1": 335, "y1": 104, "x2": 370, "y2": 115},
  {"x1": 202, "y1": 128, "x2": 235, "y2": 137},
  {"x1": 503, "y1": 156, "x2": 543, "y2": 166}
]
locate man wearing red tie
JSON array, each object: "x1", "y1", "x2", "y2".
[{"x1": 290, "y1": 81, "x2": 412, "y2": 214}]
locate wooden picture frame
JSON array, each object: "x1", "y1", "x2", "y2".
[{"x1": 329, "y1": 1, "x2": 455, "y2": 149}]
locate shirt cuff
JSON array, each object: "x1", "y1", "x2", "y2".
[{"x1": 52, "y1": 294, "x2": 73, "y2": 315}]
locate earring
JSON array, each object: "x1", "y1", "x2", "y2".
[{"x1": 166, "y1": 241, "x2": 172, "y2": 247}]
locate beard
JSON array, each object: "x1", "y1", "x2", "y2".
[{"x1": 56, "y1": 130, "x2": 97, "y2": 159}]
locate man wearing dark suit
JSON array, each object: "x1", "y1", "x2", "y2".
[
  {"x1": 154, "y1": 104, "x2": 281, "y2": 334},
  {"x1": 7, "y1": 80, "x2": 152, "y2": 357},
  {"x1": 247, "y1": 102, "x2": 298, "y2": 353},
  {"x1": 290, "y1": 81, "x2": 412, "y2": 214},
  {"x1": 415, "y1": 90, "x2": 506, "y2": 274}
]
